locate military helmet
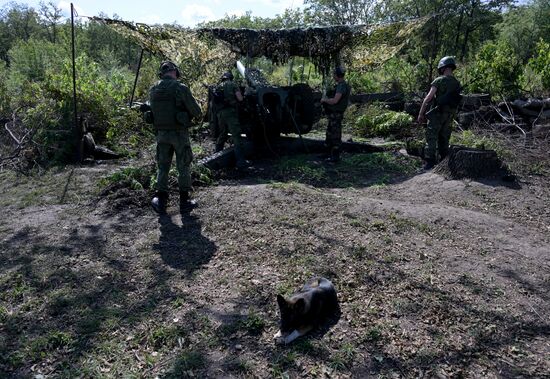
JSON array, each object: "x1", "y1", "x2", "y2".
[
  {"x1": 437, "y1": 56, "x2": 457, "y2": 71},
  {"x1": 333, "y1": 66, "x2": 346, "y2": 78},
  {"x1": 221, "y1": 71, "x2": 234, "y2": 81},
  {"x1": 159, "y1": 61, "x2": 180, "y2": 78}
]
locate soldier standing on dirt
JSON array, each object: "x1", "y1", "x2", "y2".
[
  {"x1": 149, "y1": 61, "x2": 202, "y2": 214},
  {"x1": 320, "y1": 67, "x2": 351, "y2": 163},
  {"x1": 417, "y1": 56, "x2": 462, "y2": 170},
  {"x1": 215, "y1": 71, "x2": 250, "y2": 169}
]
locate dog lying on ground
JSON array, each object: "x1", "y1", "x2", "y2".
[{"x1": 274, "y1": 277, "x2": 338, "y2": 345}]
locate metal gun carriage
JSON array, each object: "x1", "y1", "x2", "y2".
[{"x1": 207, "y1": 60, "x2": 322, "y2": 145}]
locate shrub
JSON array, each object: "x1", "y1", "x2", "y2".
[
  {"x1": 0, "y1": 61, "x2": 9, "y2": 116},
  {"x1": 525, "y1": 39, "x2": 550, "y2": 93},
  {"x1": 465, "y1": 41, "x2": 523, "y2": 97},
  {"x1": 354, "y1": 105, "x2": 412, "y2": 138},
  {"x1": 100, "y1": 166, "x2": 154, "y2": 191}
]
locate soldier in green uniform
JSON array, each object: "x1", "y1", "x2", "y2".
[
  {"x1": 149, "y1": 61, "x2": 202, "y2": 214},
  {"x1": 215, "y1": 71, "x2": 250, "y2": 168},
  {"x1": 320, "y1": 67, "x2": 351, "y2": 162},
  {"x1": 417, "y1": 56, "x2": 462, "y2": 170}
]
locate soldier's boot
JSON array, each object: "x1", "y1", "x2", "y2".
[
  {"x1": 318, "y1": 145, "x2": 331, "y2": 159},
  {"x1": 325, "y1": 147, "x2": 341, "y2": 163},
  {"x1": 179, "y1": 191, "x2": 197, "y2": 211},
  {"x1": 151, "y1": 191, "x2": 168, "y2": 214},
  {"x1": 234, "y1": 146, "x2": 251, "y2": 169},
  {"x1": 423, "y1": 158, "x2": 436, "y2": 170}
]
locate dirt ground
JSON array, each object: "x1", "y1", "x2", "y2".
[{"x1": 0, "y1": 148, "x2": 549, "y2": 378}]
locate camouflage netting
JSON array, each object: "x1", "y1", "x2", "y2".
[
  {"x1": 91, "y1": 16, "x2": 430, "y2": 77},
  {"x1": 89, "y1": 18, "x2": 236, "y2": 107}
]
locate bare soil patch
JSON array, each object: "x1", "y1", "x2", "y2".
[{"x1": 0, "y1": 151, "x2": 549, "y2": 378}]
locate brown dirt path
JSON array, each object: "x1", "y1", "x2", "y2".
[{"x1": 0, "y1": 162, "x2": 549, "y2": 378}]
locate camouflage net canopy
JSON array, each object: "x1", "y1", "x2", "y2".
[{"x1": 91, "y1": 16, "x2": 430, "y2": 77}]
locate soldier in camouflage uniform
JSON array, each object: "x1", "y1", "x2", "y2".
[
  {"x1": 149, "y1": 61, "x2": 202, "y2": 214},
  {"x1": 215, "y1": 71, "x2": 250, "y2": 168},
  {"x1": 320, "y1": 67, "x2": 351, "y2": 162},
  {"x1": 418, "y1": 56, "x2": 462, "y2": 170}
]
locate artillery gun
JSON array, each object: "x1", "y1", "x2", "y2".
[{"x1": 208, "y1": 60, "x2": 321, "y2": 145}]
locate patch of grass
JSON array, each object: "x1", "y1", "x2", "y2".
[
  {"x1": 223, "y1": 357, "x2": 253, "y2": 374},
  {"x1": 100, "y1": 166, "x2": 152, "y2": 191},
  {"x1": 369, "y1": 220, "x2": 387, "y2": 231},
  {"x1": 271, "y1": 351, "x2": 298, "y2": 374},
  {"x1": 0, "y1": 305, "x2": 7, "y2": 322},
  {"x1": 28, "y1": 330, "x2": 74, "y2": 360},
  {"x1": 276, "y1": 155, "x2": 326, "y2": 182},
  {"x1": 268, "y1": 180, "x2": 305, "y2": 192},
  {"x1": 219, "y1": 311, "x2": 266, "y2": 337},
  {"x1": 191, "y1": 163, "x2": 214, "y2": 186},
  {"x1": 342, "y1": 152, "x2": 419, "y2": 175},
  {"x1": 363, "y1": 326, "x2": 383, "y2": 343},
  {"x1": 1, "y1": 273, "x2": 30, "y2": 301},
  {"x1": 350, "y1": 245, "x2": 371, "y2": 259},
  {"x1": 276, "y1": 281, "x2": 296, "y2": 298},
  {"x1": 149, "y1": 325, "x2": 182, "y2": 349},
  {"x1": 329, "y1": 343, "x2": 356, "y2": 371},
  {"x1": 242, "y1": 311, "x2": 266, "y2": 335},
  {"x1": 167, "y1": 349, "x2": 207, "y2": 377},
  {"x1": 528, "y1": 162, "x2": 546, "y2": 176},
  {"x1": 171, "y1": 297, "x2": 186, "y2": 308}
]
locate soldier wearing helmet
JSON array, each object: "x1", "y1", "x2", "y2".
[
  {"x1": 417, "y1": 56, "x2": 462, "y2": 170},
  {"x1": 320, "y1": 66, "x2": 351, "y2": 162},
  {"x1": 149, "y1": 60, "x2": 202, "y2": 214},
  {"x1": 215, "y1": 70, "x2": 250, "y2": 168}
]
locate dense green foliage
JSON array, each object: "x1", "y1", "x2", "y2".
[
  {"x1": 0, "y1": 0, "x2": 549, "y2": 168},
  {"x1": 354, "y1": 106, "x2": 413, "y2": 138}
]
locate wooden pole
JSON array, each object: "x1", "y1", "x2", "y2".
[
  {"x1": 129, "y1": 48, "x2": 145, "y2": 107},
  {"x1": 70, "y1": 3, "x2": 81, "y2": 163}
]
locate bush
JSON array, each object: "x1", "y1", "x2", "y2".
[
  {"x1": 465, "y1": 41, "x2": 523, "y2": 97},
  {"x1": 100, "y1": 166, "x2": 154, "y2": 191},
  {"x1": 0, "y1": 61, "x2": 9, "y2": 116},
  {"x1": 354, "y1": 105, "x2": 412, "y2": 138},
  {"x1": 525, "y1": 39, "x2": 550, "y2": 93}
]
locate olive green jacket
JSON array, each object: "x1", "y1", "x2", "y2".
[{"x1": 149, "y1": 76, "x2": 202, "y2": 130}]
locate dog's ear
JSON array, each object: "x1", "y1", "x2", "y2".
[
  {"x1": 277, "y1": 294, "x2": 287, "y2": 310},
  {"x1": 294, "y1": 298, "x2": 306, "y2": 313}
]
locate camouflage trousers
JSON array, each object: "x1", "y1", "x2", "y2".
[
  {"x1": 217, "y1": 108, "x2": 245, "y2": 165},
  {"x1": 325, "y1": 111, "x2": 344, "y2": 151},
  {"x1": 425, "y1": 111, "x2": 455, "y2": 161},
  {"x1": 155, "y1": 130, "x2": 193, "y2": 193}
]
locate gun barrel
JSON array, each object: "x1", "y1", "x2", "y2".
[{"x1": 236, "y1": 61, "x2": 246, "y2": 80}]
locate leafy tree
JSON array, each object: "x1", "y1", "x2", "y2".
[
  {"x1": 303, "y1": 0, "x2": 377, "y2": 25},
  {"x1": 38, "y1": 1, "x2": 63, "y2": 43},
  {"x1": 465, "y1": 41, "x2": 523, "y2": 97},
  {"x1": 0, "y1": 2, "x2": 43, "y2": 62},
  {"x1": 200, "y1": 9, "x2": 307, "y2": 29},
  {"x1": 374, "y1": 0, "x2": 510, "y2": 85},
  {"x1": 496, "y1": 0, "x2": 550, "y2": 62},
  {"x1": 525, "y1": 39, "x2": 550, "y2": 92}
]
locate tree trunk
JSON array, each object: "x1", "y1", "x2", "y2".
[{"x1": 433, "y1": 145, "x2": 506, "y2": 179}]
